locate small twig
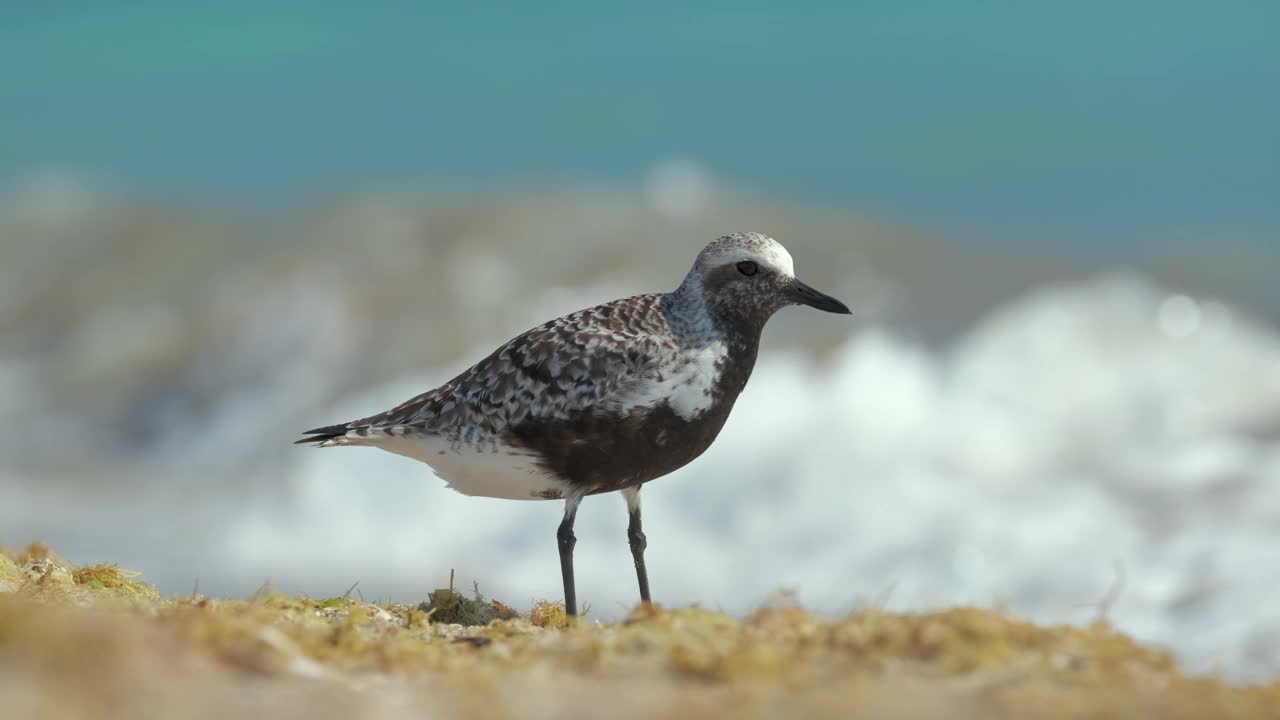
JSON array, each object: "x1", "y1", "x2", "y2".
[
  {"x1": 250, "y1": 579, "x2": 272, "y2": 602},
  {"x1": 873, "y1": 579, "x2": 898, "y2": 610},
  {"x1": 452, "y1": 636, "x2": 492, "y2": 648},
  {"x1": 1095, "y1": 558, "x2": 1127, "y2": 623},
  {"x1": 342, "y1": 580, "x2": 361, "y2": 600}
]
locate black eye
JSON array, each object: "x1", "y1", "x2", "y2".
[{"x1": 736, "y1": 261, "x2": 758, "y2": 276}]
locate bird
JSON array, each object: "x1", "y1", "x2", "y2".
[{"x1": 295, "y1": 232, "x2": 851, "y2": 616}]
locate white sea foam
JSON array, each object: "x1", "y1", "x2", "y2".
[{"x1": 207, "y1": 272, "x2": 1280, "y2": 679}]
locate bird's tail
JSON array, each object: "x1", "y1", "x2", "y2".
[
  {"x1": 293, "y1": 423, "x2": 356, "y2": 446},
  {"x1": 295, "y1": 420, "x2": 419, "y2": 446}
]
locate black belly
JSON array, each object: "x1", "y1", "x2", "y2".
[{"x1": 506, "y1": 400, "x2": 737, "y2": 496}]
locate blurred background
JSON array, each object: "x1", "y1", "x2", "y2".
[{"x1": 2, "y1": 2, "x2": 1278, "y2": 680}]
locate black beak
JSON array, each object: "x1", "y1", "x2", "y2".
[{"x1": 786, "y1": 279, "x2": 852, "y2": 314}]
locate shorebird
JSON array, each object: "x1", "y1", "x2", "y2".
[{"x1": 295, "y1": 232, "x2": 851, "y2": 615}]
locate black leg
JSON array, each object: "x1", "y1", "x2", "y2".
[
  {"x1": 557, "y1": 496, "x2": 581, "y2": 616},
  {"x1": 622, "y1": 487, "x2": 651, "y2": 604}
]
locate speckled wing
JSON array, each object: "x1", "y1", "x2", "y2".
[{"x1": 302, "y1": 294, "x2": 680, "y2": 444}]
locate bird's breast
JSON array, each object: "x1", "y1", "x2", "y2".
[{"x1": 610, "y1": 341, "x2": 731, "y2": 421}]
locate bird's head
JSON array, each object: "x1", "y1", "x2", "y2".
[{"x1": 681, "y1": 232, "x2": 851, "y2": 327}]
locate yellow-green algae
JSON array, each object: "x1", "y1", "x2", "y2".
[{"x1": 1, "y1": 544, "x2": 1277, "y2": 720}]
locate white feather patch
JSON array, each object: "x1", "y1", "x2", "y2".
[
  {"x1": 698, "y1": 234, "x2": 795, "y2": 278},
  {"x1": 754, "y1": 242, "x2": 795, "y2": 278},
  {"x1": 373, "y1": 433, "x2": 569, "y2": 501},
  {"x1": 609, "y1": 340, "x2": 727, "y2": 420}
]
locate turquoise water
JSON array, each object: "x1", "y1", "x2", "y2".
[{"x1": 2, "y1": 2, "x2": 1278, "y2": 246}]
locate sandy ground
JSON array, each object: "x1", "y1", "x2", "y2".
[{"x1": 3, "y1": 544, "x2": 1278, "y2": 720}]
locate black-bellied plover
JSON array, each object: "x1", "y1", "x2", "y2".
[{"x1": 295, "y1": 232, "x2": 850, "y2": 616}]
